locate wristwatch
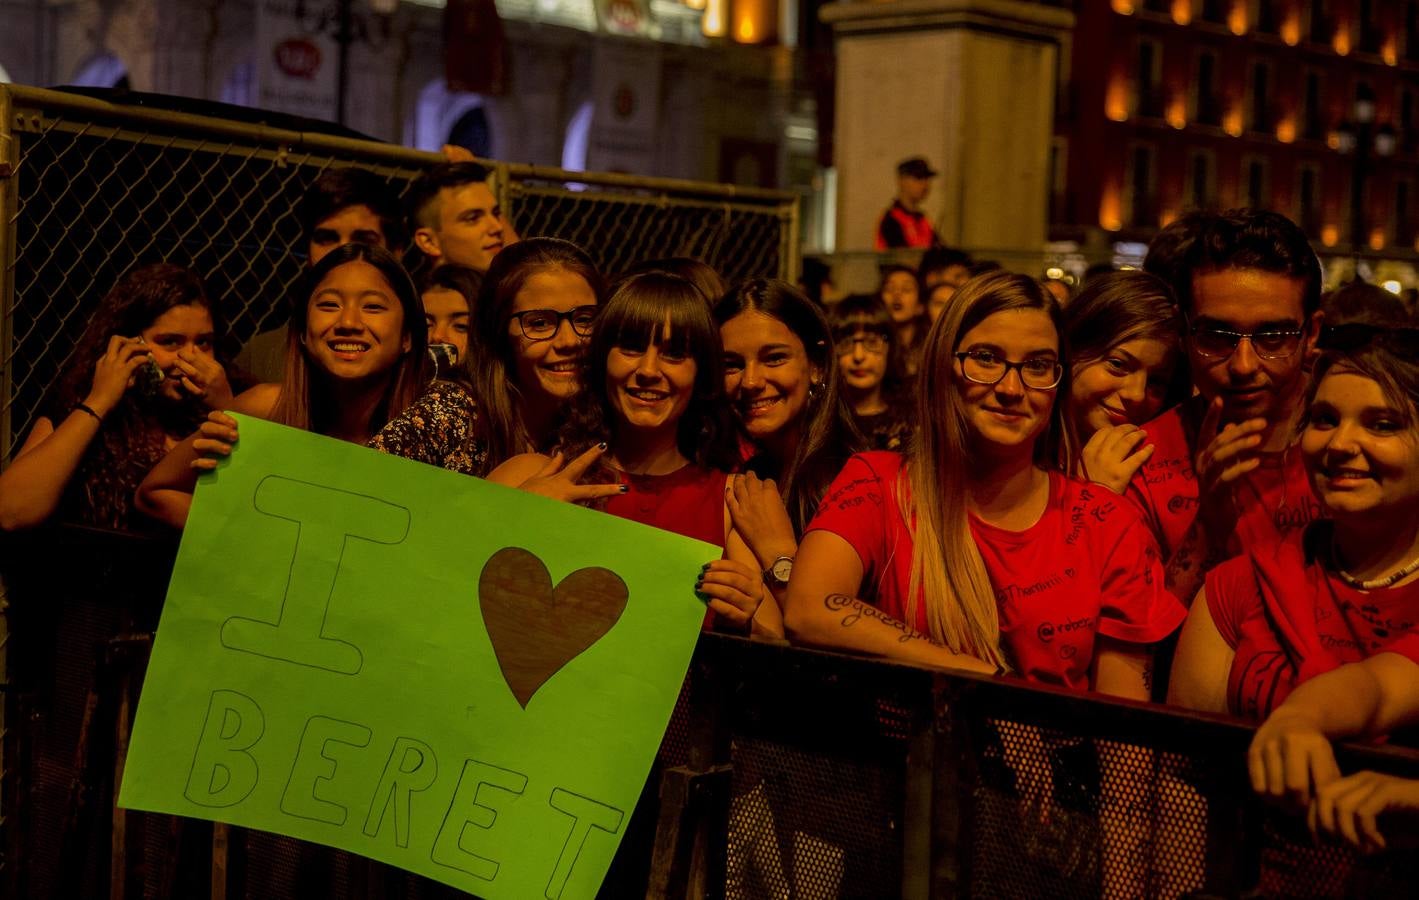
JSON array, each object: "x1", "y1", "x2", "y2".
[{"x1": 762, "y1": 556, "x2": 794, "y2": 588}]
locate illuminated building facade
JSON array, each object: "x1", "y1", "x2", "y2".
[{"x1": 1056, "y1": 0, "x2": 1419, "y2": 281}]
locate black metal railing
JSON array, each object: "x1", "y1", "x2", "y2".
[{"x1": 4, "y1": 527, "x2": 1419, "y2": 899}]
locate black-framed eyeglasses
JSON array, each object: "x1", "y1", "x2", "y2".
[
  {"x1": 954, "y1": 350, "x2": 1063, "y2": 390},
  {"x1": 1318, "y1": 322, "x2": 1419, "y2": 358},
  {"x1": 508, "y1": 306, "x2": 598, "y2": 341},
  {"x1": 1187, "y1": 320, "x2": 1305, "y2": 360},
  {"x1": 834, "y1": 334, "x2": 890, "y2": 355}
]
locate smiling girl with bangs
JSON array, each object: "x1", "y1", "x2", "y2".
[{"x1": 491, "y1": 272, "x2": 784, "y2": 636}]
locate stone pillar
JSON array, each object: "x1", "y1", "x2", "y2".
[{"x1": 822, "y1": 0, "x2": 1074, "y2": 266}]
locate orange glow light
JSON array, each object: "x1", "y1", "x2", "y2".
[
  {"x1": 702, "y1": 0, "x2": 725, "y2": 37},
  {"x1": 1100, "y1": 187, "x2": 1123, "y2": 231},
  {"x1": 1161, "y1": 208, "x2": 1179, "y2": 227},
  {"x1": 1276, "y1": 118, "x2": 1296, "y2": 143},
  {"x1": 1166, "y1": 96, "x2": 1186, "y2": 129},
  {"x1": 1370, "y1": 228, "x2": 1387, "y2": 251},
  {"x1": 684, "y1": 0, "x2": 706, "y2": 9},
  {"x1": 1111, "y1": 0, "x2": 1135, "y2": 13},
  {"x1": 1334, "y1": 30, "x2": 1351, "y2": 56},
  {"x1": 736, "y1": 14, "x2": 756, "y2": 41},
  {"x1": 1384, "y1": 39, "x2": 1398, "y2": 66},
  {"x1": 1106, "y1": 77, "x2": 1129, "y2": 122},
  {"x1": 1224, "y1": 108, "x2": 1244, "y2": 137},
  {"x1": 1326, "y1": 131, "x2": 1342, "y2": 150},
  {"x1": 1280, "y1": 12, "x2": 1300, "y2": 45},
  {"x1": 1171, "y1": 0, "x2": 1191, "y2": 25},
  {"x1": 1322, "y1": 225, "x2": 1340, "y2": 246},
  {"x1": 1227, "y1": 2, "x2": 1247, "y2": 35}
]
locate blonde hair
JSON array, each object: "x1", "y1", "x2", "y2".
[{"x1": 900, "y1": 271, "x2": 1072, "y2": 671}]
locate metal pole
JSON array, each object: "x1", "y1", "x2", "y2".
[
  {"x1": 335, "y1": 0, "x2": 353, "y2": 127},
  {"x1": 1352, "y1": 122, "x2": 1371, "y2": 281}
]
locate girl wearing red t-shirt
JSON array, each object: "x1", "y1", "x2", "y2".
[
  {"x1": 787, "y1": 271, "x2": 1184, "y2": 695},
  {"x1": 490, "y1": 272, "x2": 783, "y2": 637},
  {"x1": 1169, "y1": 335, "x2": 1419, "y2": 721}
]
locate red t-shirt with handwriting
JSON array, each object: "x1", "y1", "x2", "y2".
[
  {"x1": 805, "y1": 452, "x2": 1186, "y2": 691},
  {"x1": 1126, "y1": 396, "x2": 1321, "y2": 562},
  {"x1": 1205, "y1": 529, "x2": 1419, "y2": 720}
]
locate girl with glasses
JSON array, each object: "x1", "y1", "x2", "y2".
[
  {"x1": 785, "y1": 272, "x2": 1184, "y2": 691},
  {"x1": 827, "y1": 294, "x2": 912, "y2": 451},
  {"x1": 490, "y1": 273, "x2": 782, "y2": 635},
  {"x1": 464, "y1": 238, "x2": 606, "y2": 469},
  {"x1": 1064, "y1": 271, "x2": 1187, "y2": 494}
]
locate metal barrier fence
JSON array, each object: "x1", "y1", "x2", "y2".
[
  {"x1": 0, "y1": 83, "x2": 799, "y2": 463},
  {"x1": 4, "y1": 526, "x2": 1419, "y2": 899}
]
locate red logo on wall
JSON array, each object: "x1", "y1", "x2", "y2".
[
  {"x1": 274, "y1": 39, "x2": 322, "y2": 79},
  {"x1": 613, "y1": 85, "x2": 636, "y2": 119}
]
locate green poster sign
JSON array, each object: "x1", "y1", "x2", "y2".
[{"x1": 120, "y1": 415, "x2": 713, "y2": 899}]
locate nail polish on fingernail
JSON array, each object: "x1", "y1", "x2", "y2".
[
  {"x1": 619, "y1": 484, "x2": 629, "y2": 493},
  {"x1": 598, "y1": 441, "x2": 608, "y2": 450}
]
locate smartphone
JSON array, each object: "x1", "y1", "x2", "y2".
[
  {"x1": 428, "y1": 342, "x2": 460, "y2": 376},
  {"x1": 134, "y1": 338, "x2": 165, "y2": 396}
]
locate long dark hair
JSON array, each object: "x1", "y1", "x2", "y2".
[
  {"x1": 271, "y1": 243, "x2": 426, "y2": 435},
  {"x1": 47, "y1": 263, "x2": 217, "y2": 528},
  {"x1": 556, "y1": 272, "x2": 738, "y2": 472},
  {"x1": 713, "y1": 278, "x2": 864, "y2": 533},
  {"x1": 464, "y1": 237, "x2": 607, "y2": 465}
]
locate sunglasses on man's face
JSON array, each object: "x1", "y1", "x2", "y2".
[{"x1": 1317, "y1": 323, "x2": 1419, "y2": 358}]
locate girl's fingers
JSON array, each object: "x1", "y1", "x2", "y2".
[
  {"x1": 181, "y1": 376, "x2": 205, "y2": 396},
  {"x1": 193, "y1": 439, "x2": 233, "y2": 457},
  {"x1": 567, "y1": 482, "x2": 625, "y2": 502},
  {"x1": 561, "y1": 444, "x2": 607, "y2": 481},
  {"x1": 191, "y1": 457, "x2": 220, "y2": 471},
  {"x1": 1219, "y1": 457, "x2": 1263, "y2": 485},
  {"x1": 705, "y1": 597, "x2": 750, "y2": 624},
  {"x1": 531, "y1": 452, "x2": 566, "y2": 480}
]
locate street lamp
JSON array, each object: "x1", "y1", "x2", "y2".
[
  {"x1": 294, "y1": 0, "x2": 396, "y2": 127},
  {"x1": 1336, "y1": 83, "x2": 1397, "y2": 281}
]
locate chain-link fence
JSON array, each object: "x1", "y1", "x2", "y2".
[{"x1": 0, "y1": 83, "x2": 799, "y2": 463}]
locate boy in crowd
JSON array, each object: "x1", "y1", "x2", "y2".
[{"x1": 1130, "y1": 209, "x2": 1324, "y2": 602}]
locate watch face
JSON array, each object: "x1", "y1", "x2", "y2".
[{"x1": 770, "y1": 558, "x2": 794, "y2": 582}]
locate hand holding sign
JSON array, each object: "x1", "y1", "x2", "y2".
[{"x1": 120, "y1": 416, "x2": 711, "y2": 899}]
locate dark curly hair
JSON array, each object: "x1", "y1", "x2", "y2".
[
  {"x1": 554, "y1": 272, "x2": 738, "y2": 478},
  {"x1": 45, "y1": 263, "x2": 218, "y2": 529},
  {"x1": 1173, "y1": 208, "x2": 1323, "y2": 317}
]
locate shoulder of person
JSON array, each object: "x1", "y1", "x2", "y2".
[{"x1": 230, "y1": 382, "x2": 281, "y2": 418}]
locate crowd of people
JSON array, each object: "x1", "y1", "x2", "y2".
[{"x1": 3, "y1": 161, "x2": 1419, "y2": 861}]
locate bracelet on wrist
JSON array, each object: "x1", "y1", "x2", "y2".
[{"x1": 74, "y1": 402, "x2": 104, "y2": 423}]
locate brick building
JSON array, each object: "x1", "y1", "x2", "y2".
[{"x1": 1054, "y1": 0, "x2": 1419, "y2": 284}]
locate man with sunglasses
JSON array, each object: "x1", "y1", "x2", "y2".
[{"x1": 1129, "y1": 209, "x2": 1324, "y2": 605}]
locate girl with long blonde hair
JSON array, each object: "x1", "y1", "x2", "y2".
[{"x1": 784, "y1": 271, "x2": 1183, "y2": 693}]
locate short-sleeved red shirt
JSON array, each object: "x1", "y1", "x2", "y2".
[
  {"x1": 1205, "y1": 531, "x2": 1419, "y2": 720},
  {"x1": 1126, "y1": 397, "x2": 1322, "y2": 562},
  {"x1": 806, "y1": 452, "x2": 1186, "y2": 691}
]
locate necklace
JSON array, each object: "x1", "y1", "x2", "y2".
[{"x1": 1331, "y1": 539, "x2": 1419, "y2": 590}]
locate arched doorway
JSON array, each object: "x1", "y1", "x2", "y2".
[
  {"x1": 70, "y1": 52, "x2": 129, "y2": 89},
  {"x1": 408, "y1": 79, "x2": 495, "y2": 157}
]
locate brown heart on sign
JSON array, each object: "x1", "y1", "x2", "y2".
[{"x1": 478, "y1": 547, "x2": 629, "y2": 708}]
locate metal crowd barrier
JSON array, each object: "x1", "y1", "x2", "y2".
[
  {"x1": 3, "y1": 526, "x2": 1418, "y2": 899},
  {"x1": 0, "y1": 82, "x2": 800, "y2": 464}
]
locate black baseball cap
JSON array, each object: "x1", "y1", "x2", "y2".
[{"x1": 897, "y1": 157, "x2": 938, "y2": 179}]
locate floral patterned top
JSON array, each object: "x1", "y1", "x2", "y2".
[{"x1": 367, "y1": 380, "x2": 488, "y2": 477}]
